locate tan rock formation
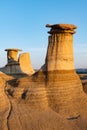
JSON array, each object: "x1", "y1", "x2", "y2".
[
  {"x1": 1, "y1": 48, "x2": 23, "y2": 76},
  {"x1": 41, "y1": 24, "x2": 87, "y2": 119},
  {"x1": 5, "y1": 48, "x2": 22, "y2": 64},
  {"x1": 1, "y1": 24, "x2": 87, "y2": 130},
  {"x1": 42, "y1": 24, "x2": 82, "y2": 117},
  {"x1": 0, "y1": 49, "x2": 35, "y2": 77},
  {"x1": 0, "y1": 73, "x2": 13, "y2": 130},
  {"x1": 19, "y1": 52, "x2": 35, "y2": 75},
  {"x1": 45, "y1": 24, "x2": 76, "y2": 71}
]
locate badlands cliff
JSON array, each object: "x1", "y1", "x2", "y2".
[{"x1": 0, "y1": 24, "x2": 87, "y2": 130}]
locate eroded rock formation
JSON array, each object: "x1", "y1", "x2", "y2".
[
  {"x1": 1, "y1": 23, "x2": 87, "y2": 130},
  {"x1": 42, "y1": 24, "x2": 83, "y2": 118},
  {"x1": 5, "y1": 48, "x2": 22, "y2": 64},
  {"x1": 45, "y1": 24, "x2": 76, "y2": 71},
  {"x1": 0, "y1": 72, "x2": 13, "y2": 130},
  {"x1": 19, "y1": 52, "x2": 35, "y2": 74},
  {"x1": 0, "y1": 49, "x2": 35, "y2": 76}
]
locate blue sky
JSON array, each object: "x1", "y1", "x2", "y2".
[{"x1": 0, "y1": 0, "x2": 87, "y2": 69}]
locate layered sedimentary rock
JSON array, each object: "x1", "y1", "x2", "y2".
[
  {"x1": 1, "y1": 49, "x2": 22, "y2": 75},
  {"x1": 19, "y1": 52, "x2": 35, "y2": 75},
  {"x1": 0, "y1": 49, "x2": 35, "y2": 76},
  {"x1": 0, "y1": 72, "x2": 13, "y2": 130},
  {"x1": 45, "y1": 24, "x2": 76, "y2": 71},
  {"x1": 2, "y1": 24, "x2": 87, "y2": 130},
  {"x1": 42, "y1": 24, "x2": 83, "y2": 118},
  {"x1": 5, "y1": 48, "x2": 22, "y2": 64}
]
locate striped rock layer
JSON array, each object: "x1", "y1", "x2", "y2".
[{"x1": 1, "y1": 24, "x2": 87, "y2": 130}]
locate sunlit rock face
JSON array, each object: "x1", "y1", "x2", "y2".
[
  {"x1": 1, "y1": 48, "x2": 23, "y2": 75},
  {"x1": 0, "y1": 49, "x2": 35, "y2": 76},
  {"x1": 5, "y1": 48, "x2": 22, "y2": 64},
  {"x1": 3, "y1": 24, "x2": 87, "y2": 130},
  {"x1": 19, "y1": 52, "x2": 35, "y2": 75},
  {"x1": 42, "y1": 24, "x2": 83, "y2": 118},
  {"x1": 0, "y1": 73, "x2": 13, "y2": 130},
  {"x1": 45, "y1": 24, "x2": 76, "y2": 71}
]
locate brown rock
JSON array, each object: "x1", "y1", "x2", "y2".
[
  {"x1": 46, "y1": 24, "x2": 77, "y2": 29},
  {"x1": 1, "y1": 49, "x2": 35, "y2": 77},
  {"x1": 42, "y1": 24, "x2": 87, "y2": 118},
  {"x1": 14, "y1": 24, "x2": 87, "y2": 119},
  {"x1": 44, "y1": 24, "x2": 76, "y2": 71},
  {"x1": 5, "y1": 48, "x2": 22, "y2": 64},
  {"x1": 19, "y1": 52, "x2": 35, "y2": 75},
  {"x1": 2, "y1": 24, "x2": 87, "y2": 130},
  {"x1": 0, "y1": 74, "x2": 12, "y2": 130}
]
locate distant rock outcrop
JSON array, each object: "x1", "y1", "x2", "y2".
[
  {"x1": 19, "y1": 52, "x2": 35, "y2": 74},
  {"x1": 0, "y1": 49, "x2": 35, "y2": 77},
  {"x1": 5, "y1": 48, "x2": 22, "y2": 64}
]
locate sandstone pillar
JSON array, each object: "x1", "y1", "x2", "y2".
[
  {"x1": 19, "y1": 52, "x2": 35, "y2": 75},
  {"x1": 45, "y1": 24, "x2": 84, "y2": 118},
  {"x1": 5, "y1": 48, "x2": 22, "y2": 64},
  {"x1": 4, "y1": 48, "x2": 22, "y2": 74},
  {"x1": 45, "y1": 24, "x2": 76, "y2": 71}
]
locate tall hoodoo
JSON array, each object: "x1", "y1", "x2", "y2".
[
  {"x1": 44, "y1": 24, "x2": 84, "y2": 118},
  {"x1": 45, "y1": 24, "x2": 77, "y2": 71}
]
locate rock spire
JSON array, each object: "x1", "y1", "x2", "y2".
[
  {"x1": 45, "y1": 24, "x2": 77, "y2": 71},
  {"x1": 5, "y1": 48, "x2": 22, "y2": 64}
]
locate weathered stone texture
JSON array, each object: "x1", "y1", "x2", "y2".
[
  {"x1": 5, "y1": 48, "x2": 22, "y2": 64},
  {"x1": 0, "y1": 49, "x2": 35, "y2": 76},
  {"x1": 1, "y1": 24, "x2": 87, "y2": 130},
  {"x1": 45, "y1": 24, "x2": 75, "y2": 71},
  {"x1": 19, "y1": 52, "x2": 35, "y2": 75},
  {"x1": 0, "y1": 73, "x2": 13, "y2": 130}
]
